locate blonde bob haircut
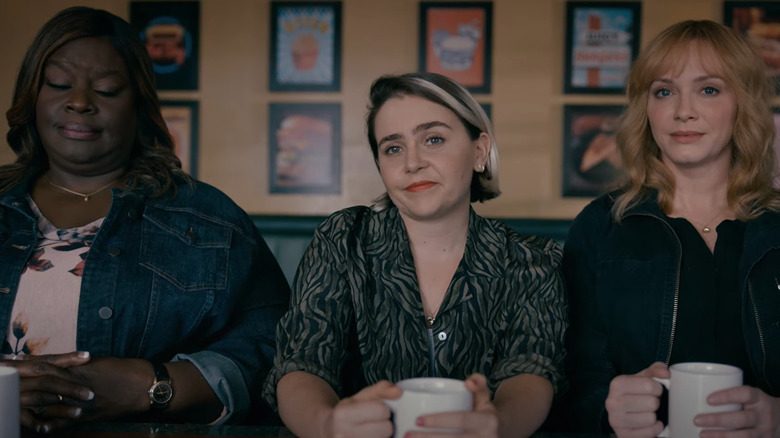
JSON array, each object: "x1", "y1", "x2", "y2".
[
  {"x1": 612, "y1": 20, "x2": 780, "y2": 221},
  {"x1": 365, "y1": 72, "x2": 500, "y2": 211}
]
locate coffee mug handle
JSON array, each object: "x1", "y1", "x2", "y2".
[
  {"x1": 651, "y1": 377, "x2": 670, "y2": 437},
  {"x1": 383, "y1": 398, "x2": 399, "y2": 412}
]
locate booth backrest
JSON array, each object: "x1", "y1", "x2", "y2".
[{"x1": 252, "y1": 215, "x2": 572, "y2": 287}]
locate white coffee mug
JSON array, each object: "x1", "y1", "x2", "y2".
[
  {"x1": 383, "y1": 377, "x2": 473, "y2": 438},
  {"x1": 0, "y1": 366, "x2": 20, "y2": 438},
  {"x1": 653, "y1": 362, "x2": 743, "y2": 438}
]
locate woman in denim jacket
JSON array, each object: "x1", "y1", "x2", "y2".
[
  {"x1": 0, "y1": 7, "x2": 289, "y2": 434},
  {"x1": 560, "y1": 20, "x2": 780, "y2": 436}
]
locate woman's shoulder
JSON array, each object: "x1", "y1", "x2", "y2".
[
  {"x1": 477, "y1": 216, "x2": 563, "y2": 266},
  {"x1": 145, "y1": 180, "x2": 256, "y2": 232},
  {"x1": 313, "y1": 205, "x2": 379, "y2": 240}
]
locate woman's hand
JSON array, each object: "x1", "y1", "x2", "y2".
[
  {"x1": 411, "y1": 374, "x2": 499, "y2": 438},
  {"x1": 2, "y1": 351, "x2": 94, "y2": 434},
  {"x1": 696, "y1": 386, "x2": 780, "y2": 437},
  {"x1": 327, "y1": 380, "x2": 401, "y2": 438},
  {"x1": 61, "y1": 357, "x2": 155, "y2": 423},
  {"x1": 606, "y1": 362, "x2": 668, "y2": 438}
]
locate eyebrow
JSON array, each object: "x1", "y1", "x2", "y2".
[
  {"x1": 377, "y1": 120, "x2": 453, "y2": 146},
  {"x1": 46, "y1": 58, "x2": 126, "y2": 79},
  {"x1": 651, "y1": 74, "x2": 725, "y2": 84}
]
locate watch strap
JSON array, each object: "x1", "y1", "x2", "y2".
[{"x1": 152, "y1": 362, "x2": 170, "y2": 384}]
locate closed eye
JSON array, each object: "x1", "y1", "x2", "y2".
[
  {"x1": 45, "y1": 82, "x2": 70, "y2": 90},
  {"x1": 94, "y1": 89, "x2": 120, "y2": 97}
]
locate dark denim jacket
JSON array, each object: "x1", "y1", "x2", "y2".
[
  {"x1": 556, "y1": 194, "x2": 780, "y2": 432},
  {"x1": 0, "y1": 174, "x2": 290, "y2": 422}
]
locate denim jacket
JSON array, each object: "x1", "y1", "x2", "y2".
[
  {"x1": 0, "y1": 173, "x2": 290, "y2": 423},
  {"x1": 556, "y1": 194, "x2": 780, "y2": 432}
]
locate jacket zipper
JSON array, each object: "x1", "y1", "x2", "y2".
[
  {"x1": 425, "y1": 316, "x2": 436, "y2": 377},
  {"x1": 630, "y1": 213, "x2": 682, "y2": 365},
  {"x1": 748, "y1": 281, "x2": 773, "y2": 393}
]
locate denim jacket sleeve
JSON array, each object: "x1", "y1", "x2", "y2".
[
  {"x1": 76, "y1": 183, "x2": 290, "y2": 423},
  {"x1": 170, "y1": 222, "x2": 290, "y2": 423}
]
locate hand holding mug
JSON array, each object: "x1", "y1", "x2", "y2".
[
  {"x1": 328, "y1": 380, "x2": 401, "y2": 438},
  {"x1": 605, "y1": 361, "x2": 668, "y2": 438},
  {"x1": 652, "y1": 362, "x2": 743, "y2": 438},
  {"x1": 696, "y1": 386, "x2": 780, "y2": 438},
  {"x1": 411, "y1": 374, "x2": 498, "y2": 438},
  {"x1": 383, "y1": 377, "x2": 475, "y2": 438}
]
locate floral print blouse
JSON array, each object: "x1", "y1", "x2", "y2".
[{"x1": 2, "y1": 199, "x2": 103, "y2": 356}]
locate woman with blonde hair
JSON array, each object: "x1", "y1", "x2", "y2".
[
  {"x1": 265, "y1": 72, "x2": 567, "y2": 438},
  {"x1": 559, "y1": 20, "x2": 780, "y2": 436}
]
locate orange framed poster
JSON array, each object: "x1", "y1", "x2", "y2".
[{"x1": 419, "y1": 2, "x2": 492, "y2": 93}]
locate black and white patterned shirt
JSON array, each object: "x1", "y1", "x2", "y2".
[{"x1": 263, "y1": 205, "x2": 567, "y2": 409}]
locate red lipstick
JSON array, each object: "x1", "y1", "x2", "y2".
[{"x1": 404, "y1": 181, "x2": 436, "y2": 192}]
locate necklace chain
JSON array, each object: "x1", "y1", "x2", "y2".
[
  {"x1": 687, "y1": 207, "x2": 728, "y2": 234},
  {"x1": 48, "y1": 177, "x2": 122, "y2": 202}
]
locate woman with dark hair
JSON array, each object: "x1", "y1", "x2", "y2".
[
  {"x1": 264, "y1": 72, "x2": 566, "y2": 438},
  {"x1": 560, "y1": 20, "x2": 780, "y2": 436},
  {"x1": 0, "y1": 6, "x2": 289, "y2": 433}
]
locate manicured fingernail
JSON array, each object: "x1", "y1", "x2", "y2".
[
  {"x1": 415, "y1": 417, "x2": 425, "y2": 426},
  {"x1": 82, "y1": 389, "x2": 95, "y2": 400},
  {"x1": 36, "y1": 424, "x2": 50, "y2": 434},
  {"x1": 78, "y1": 351, "x2": 90, "y2": 359},
  {"x1": 73, "y1": 407, "x2": 82, "y2": 418}
]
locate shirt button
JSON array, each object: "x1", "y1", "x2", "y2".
[
  {"x1": 98, "y1": 307, "x2": 113, "y2": 319},
  {"x1": 107, "y1": 247, "x2": 121, "y2": 257},
  {"x1": 437, "y1": 331, "x2": 447, "y2": 341}
]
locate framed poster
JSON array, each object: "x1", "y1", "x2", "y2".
[
  {"x1": 724, "y1": 2, "x2": 780, "y2": 92},
  {"x1": 419, "y1": 2, "x2": 492, "y2": 93},
  {"x1": 269, "y1": 2, "x2": 342, "y2": 92},
  {"x1": 160, "y1": 100, "x2": 199, "y2": 178},
  {"x1": 130, "y1": 1, "x2": 199, "y2": 90},
  {"x1": 564, "y1": 2, "x2": 641, "y2": 94},
  {"x1": 562, "y1": 105, "x2": 624, "y2": 197},
  {"x1": 269, "y1": 103, "x2": 341, "y2": 194}
]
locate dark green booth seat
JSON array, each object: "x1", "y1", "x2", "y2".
[{"x1": 252, "y1": 215, "x2": 572, "y2": 287}]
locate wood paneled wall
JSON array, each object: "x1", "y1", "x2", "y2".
[{"x1": 0, "y1": 0, "x2": 733, "y2": 218}]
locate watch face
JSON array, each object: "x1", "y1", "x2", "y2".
[{"x1": 151, "y1": 382, "x2": 173, "y2": 404}]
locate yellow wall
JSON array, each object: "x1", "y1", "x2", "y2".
[{"x1": 0, "y1": 0, "x2": 735, "y2": 218}]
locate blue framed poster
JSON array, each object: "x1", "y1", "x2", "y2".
[
  {"x1": 269, "y1": 2, "x2": 342, "y2": 92},
  {"x1": 130, "y1": 1, "x2": 199, "y2": 90},
  {"x1": 564, "y1": 2, "x2": 641, "y2": 94}
]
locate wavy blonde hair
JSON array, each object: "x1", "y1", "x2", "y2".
[{"x1": 612, "y1": 20, "x2": 779, "y2": 221}]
